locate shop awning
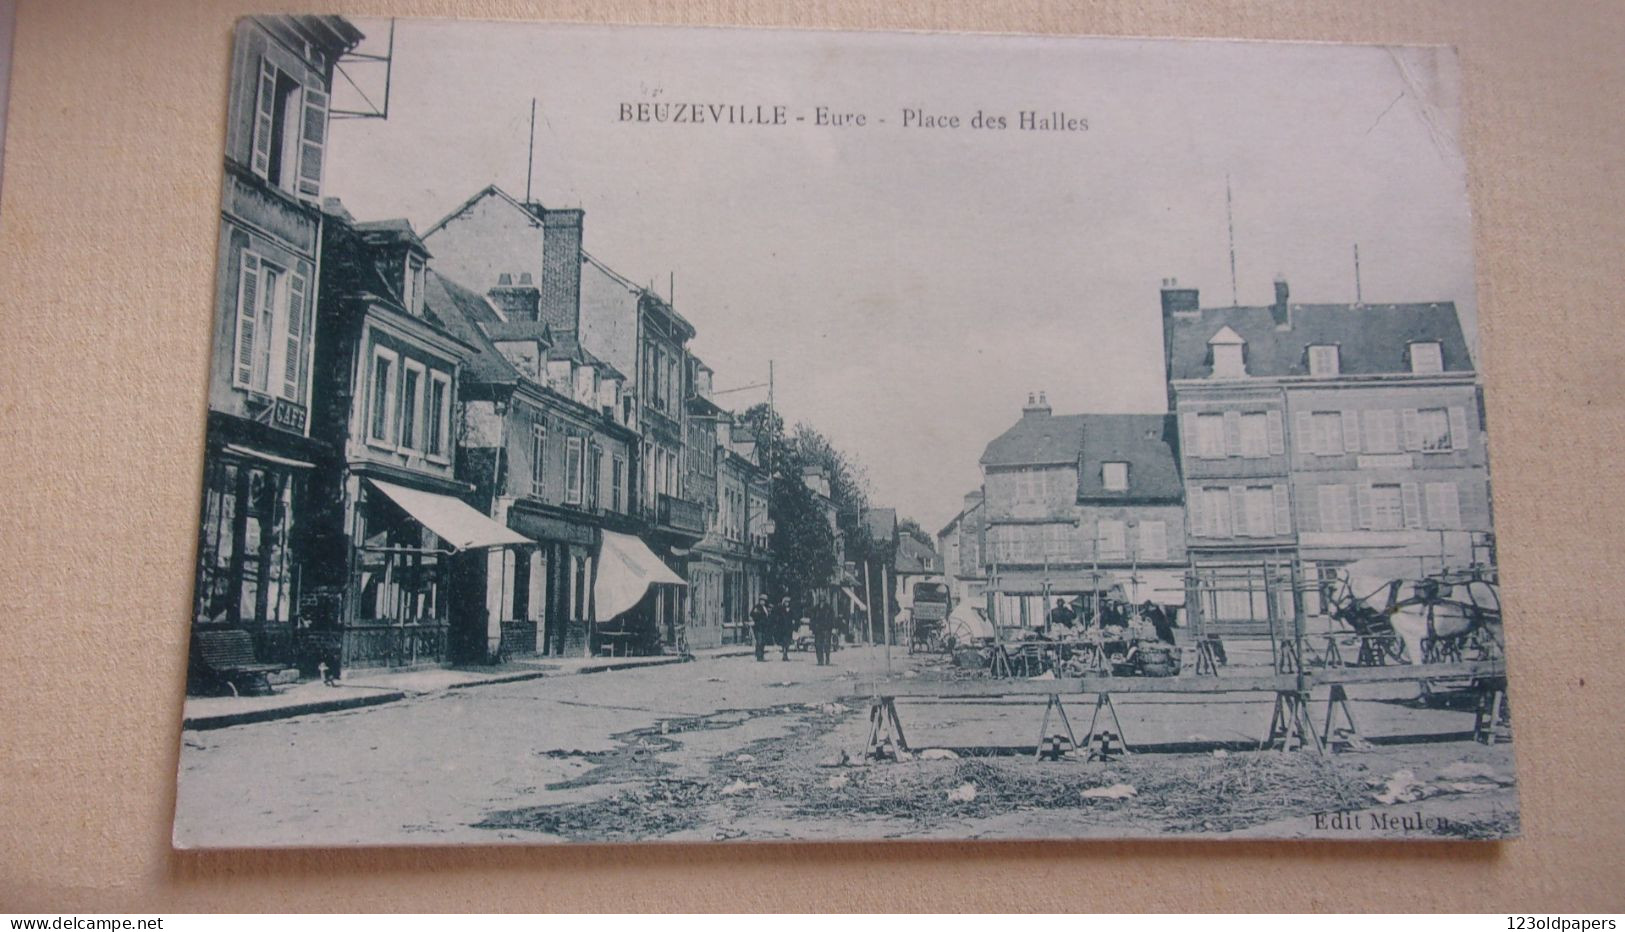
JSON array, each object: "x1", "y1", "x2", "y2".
[
  {"x1": 223, "y1": 444, "x2": 315, "y2": 470},
  {"x1": 595, "y1": 530, "x2": 687, "y2": 622},
  {"x1": 367, "y1": 479, "x2": 532, "y2": 551},
  {"x1": 840, "y1": 586, "x2": 868, "y2": 612}
]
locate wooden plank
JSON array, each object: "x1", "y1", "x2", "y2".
[
  {"x1": 853, "y1": 673, "x2": 1300, "y2": 698},
  {"x1": 1308, "y1": 661, "x2": 1506, "y2": 686}
]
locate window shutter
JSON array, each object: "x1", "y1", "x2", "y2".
[
  {"x1": 1223, "y1": 410, "x2": 1242, "y2": 457},
  {"x1": 1315, "y1": 485, "x2": 1337, "y2": 533},
  {"x1": 1273, "y1": 485, "x2": 1291, "y2": 536},
  {"x1": 1187, "y1": 488, "x2": 1204, "y2": 537},
  {"x1": 1355, "y1": 483, "x2": 1374, "y2": 529},
  {"x1": 1438, "y1": 483, "x2": 1462, "y2": 529},
  {"x1": 1448, "y1": 406, "x2": 1471, "y2": 451},
  {"x1": 1180, "y1": 413, "x2": 1198, "y2": 457},
  {"x1": 1229, "y1": 486, "x2": 1246, "y2": 537},
  {"x1": 1295, "y1": 411, "x2": 1314, "y2": 457},
  {"x1": 297, "y1": 87, "x2": 328, "y2": 198},
  {"x1": 1401, "y1": 409, "x2": 1421, "y2": 451},
  {"x1": 234, "y1": 253, "x2": 261, "y2": 388},
  {"x1": 251, "y1": 61, "x2": 276, "y2": 179},
  {"x1": 1401, "y1": 482, "x2": 1422, "y2": 528},
  {"x1": 1362, "y1": 410, "x2": 1380, "y2": 453},
  {"x1": 1341, "y1": 410, "x2": 1361, "y2": 452},
  {"x1": 1266, "y1": 410, "x2": 1285, "y2": 456},
  {"x1": 282, "y1": 271, "x2": 307, "y2": 401}
]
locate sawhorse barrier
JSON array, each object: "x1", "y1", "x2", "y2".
[{"x1": 856, "y1": 660, "x2": 1508, "y2": 760}]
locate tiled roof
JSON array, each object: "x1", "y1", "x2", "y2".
[
  {"x1": 355, "y1": 218, "x2": 430, "y2": 256},
  {"x1": 1167, "y1": 302, "x2": 1473, "y2": 380},
  {"x1": 894, "y1": 535, "x2": 939, "y2": 574},
  {"x1": 980, "y1": 413, "x2": 1086, "y2": 468},
  {"x1": 546, "y1": 331, "x2": 627, "y2": 382},
  {"x1": 423, "y1": 271, "x2": 517, "y2": 385},
  {"x1": 864, "y1": 507, "x2": 897, "y2": 541},
  {"x1": 1074, "y1": 413, "x2": 1182, "y2": 502}
]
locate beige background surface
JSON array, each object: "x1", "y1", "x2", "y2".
[{"x1": 1, "y1": 0, "x2": 1622, "y2": 913}]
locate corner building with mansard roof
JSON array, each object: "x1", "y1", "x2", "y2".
[{"x1": 1160, "y1": 277, "x2": 1493, "y2": 622}]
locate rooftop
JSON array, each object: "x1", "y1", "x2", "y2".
[{"x1": 1167, "y1": 301, "x2": 1474, "y2": 380}]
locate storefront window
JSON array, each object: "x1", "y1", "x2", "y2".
[
  {"x1": 194, "y1": 457, "x2": 300, "y2": 658},
  {"x1": 354, "y1": 490, "x2": 448, "y2": 625}
]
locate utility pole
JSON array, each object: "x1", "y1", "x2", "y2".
[
  {"x1": 525, "y1": 98, "x2": 537, "y2": 203},
  {"x1": 1226, "y1": 173, "x2": 1239, "y2": 307},
  {"x1": 1353, "y1": 243, "x2": 1363, "y2": 304}
]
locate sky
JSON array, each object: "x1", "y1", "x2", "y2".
[{"x1": 324, "y1": 20, "x2": 1476, "y2": 535}]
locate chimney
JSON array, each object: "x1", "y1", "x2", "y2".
[
  {"x1": 1160, "y1": 278, "x2": 1200, "y2": 319},
  {"x1": 1272, "y1": 276, "x2": 1290, "y2": 328},
  {"x1": 1022, "y1": 391, "x2": 1052, "y2": 419},
  {"x1": 487, "y1": 273, "x2": 541, "y2": 322},
  {"x1": 539, "y1": 208, "x2": 584, "y2": 333}
]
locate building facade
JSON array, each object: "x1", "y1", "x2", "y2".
[
  {"x1": 978, "y1": 396, "x2": 1187, "y2": 628},
  {"x1": 936, "y1": 491, "x2": 986, "y2": 607},
  {"x1": 422, "y1": 186, "x2": 706, "y2": 651},
  {"x1": 192, "y1": 16, "x2": 365, "y2": 668},
  {"x1": 1162, "y1": 278, "x2": 1492, "y2": 619},
  {"x1": 433, "y1": 270, "x2": 645, "y2": 660},
  {"x1": 300, "y1": 207, "x2": 529, "y2": 670}
]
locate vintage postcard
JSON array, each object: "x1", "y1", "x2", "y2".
[{"x1": 173, "y1": 17, "x2": 1515, "y2": 846}]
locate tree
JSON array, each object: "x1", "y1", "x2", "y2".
[{"x1": 738, "y1": 403, "x2": 866, "y2": 604}]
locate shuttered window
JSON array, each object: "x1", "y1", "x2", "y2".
[
  {"x1": 1308, "y1": 345, "x2": 1340, "y2": 376},
  {"x1": 427, "y1": 372, "x2": 451, "y2": 459},
  {"x1": 367, "y1": 347, "x2": 398, "y2": 446},
  {"x1": 1318, "y1": 484, "x2": 1353, "y2": 532},
  {"x1": 1096, "y1": 520, "x2": 1126, "y2": 559},
  {"x1": 1137, "y1": 520, "x2": 1168, "y2": 560},
  {"x1": 566, "y1": 437, "x2": 585, "y2": 505},
  {"x1": 1195, "y1": 413, "x2": 1226, "y2": 458},
  {"x1": 233, "y1": 252, "x2": 262, "y2": 389},
  {"x1": 297, "y1": 87, "x2": 328, "y2": 199},
  {"x1": 282, "y1": 271, "x2": 308, "y2": 402},
  {"x1": 1239, "y1": 413, "x2": 1269, "y2": 458},
  {"x1": 1102, "y1": 462, "x2": 1128, "y2": 491},
  {"x1": 1410, "y1": 341, "x2": 1444, "y2": 374},
  {"x1": 1425, "y1": 482, "x2": 1461, "y2": 529},
  {"x1": 1363, "y1": 410, "x2": 1400, "y2": 453},
  {"x1": 1363, "y1": 484, "x2": 1404, "y2": 530},
  {"x1": 1311, "y1": 412, "x2": 1343, "y2": 455},
  {"x1": 399, "y1": 360, "x2": 425, "y2": 451}
]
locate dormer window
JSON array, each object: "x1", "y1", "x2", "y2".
[
  {"x1": 1308, "y1": 344, "x2": 1341, "y2": 376},
  {"x1": 1208, "y1": 325, "x2": 1247, "y2": 378},
  {"x1": 1212, "y1": 345, "x2": 1244, "y2": 378},
  {"x1": 1409, "y1": 341, "x2": 1443, "y2": 374},
  {"x1": 403, "y1": 255, "x2": 425, "y2": 316},
  {"x1": 1102, "y1": 462, "x2": 1129, "y2": 492}
]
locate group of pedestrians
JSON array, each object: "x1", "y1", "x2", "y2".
[{"x1": 747, "y1": 594, "x2": 848, "y2": 665}]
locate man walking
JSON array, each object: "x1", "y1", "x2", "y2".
[
  {"x1": 750, "y1": 594, "x2": 772, "y2": 662},
  {"x1": 774, "y1": 596, "x2": 795, "y2": 661},
  {"x1": 810, "y1": 598, "x2": 838, "y2": 666}
]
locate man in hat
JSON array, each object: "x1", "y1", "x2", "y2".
[{"x1": 749, "y1": 594, "x2": 773, "y2": 662}]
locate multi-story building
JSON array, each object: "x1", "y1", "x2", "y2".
[
  {"x1": 300, "y1": 205, "x2": 530, "y2": 670},
  {"x1": 684, "y1": 358, "x2": 728, "y2": 649},
  {"x1": 433, "y1": 270, "x2": 649, "y2": 659},
  {"x1": 937, "y1": 491, "x2": 986, "y2": 606},
  {"x1": 192, "y1": 16, "x2": 365, "y2": 668},
  {"x1": 422, "y1": 186, "x2": 707, "y2": 650},
  {"x1": 978, "y1": 396, "x2": 1187, "y2": 627},
  {"x1": 1162, "y1": 278, "x2": 1492, "y2": 618}
]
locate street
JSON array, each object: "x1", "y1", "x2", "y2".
[{"x1": 175, "y1": 644, "x2": 1518, "y2": 846}]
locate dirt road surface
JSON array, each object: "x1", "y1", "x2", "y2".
[{"x1": 173, "y1": 645, "x2": 1518, "y2": 845}]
